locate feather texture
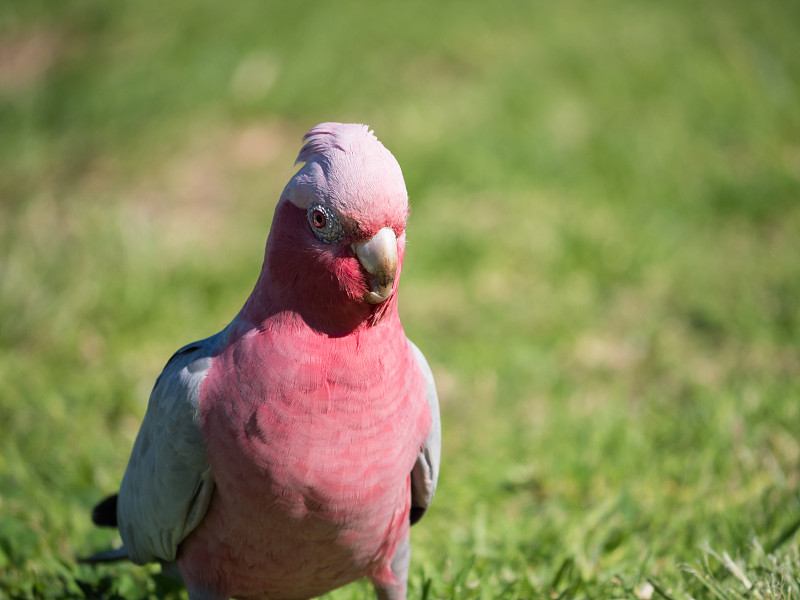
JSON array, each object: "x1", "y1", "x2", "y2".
[
  {"x1": 117, "y1": 337, "x2": 217, "y2": 564},
  {"x1": 408, "y1": 340, "x2": 441, "y2": 525}
]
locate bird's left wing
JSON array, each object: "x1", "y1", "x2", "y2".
[
  {"x1": 407, "y1": 339, "x2": 442, "y2": 525},
  {"x1": 117, "y1": 335, "x2": 219, "y2": 564}
]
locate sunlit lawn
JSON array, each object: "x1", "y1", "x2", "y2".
[{"x1": 2, "y1": 1, "x2": 800, "y2": 598}]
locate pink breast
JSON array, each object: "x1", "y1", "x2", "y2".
[{"x1": 177, "y1": 319, "x2": 430, "y2": 599}]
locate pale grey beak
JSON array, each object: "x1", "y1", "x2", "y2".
[{"x1": 352, "y1": 227, "x2": 398, "y2": 304}]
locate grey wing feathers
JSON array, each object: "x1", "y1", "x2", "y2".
[
  {"x1": 117, "y1": 336, "x2": 218, "y2": 564},
  {"x1": 408, "y1": 339, "x2": 442, "y2": 525}
]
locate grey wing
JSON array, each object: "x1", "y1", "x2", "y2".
[
  {"x1": 408, "y1": 339, "x2": 442, "y2": 525},
  {"x1": 117, "y1": 335, "x2": 218, "y2": 564}
]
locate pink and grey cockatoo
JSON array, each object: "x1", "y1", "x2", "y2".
[{"x1": 89, "y1": 123, "x2": 441, "y2": 600}]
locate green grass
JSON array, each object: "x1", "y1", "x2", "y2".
[{"x1": 2, "y1": 0, "x2": 800, "y2": 598}]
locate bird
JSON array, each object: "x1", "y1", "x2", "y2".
[{"x1": 87, "y1": 123, "x2": 441, "y2": 600}]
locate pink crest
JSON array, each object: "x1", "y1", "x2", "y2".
[{"x1": 282, "y1": 123, "x2": 409, "y2": 235}]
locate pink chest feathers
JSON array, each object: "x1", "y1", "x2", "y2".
[{"x1": 178, "y1": 319, "x2": 430, "y2": 598}]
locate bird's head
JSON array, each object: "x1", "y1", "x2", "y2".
[{"x1": 253, "y1": 123, "x2": 410, "y2": 334}]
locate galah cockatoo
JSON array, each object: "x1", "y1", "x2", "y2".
[{"x1": 89, "y1": 123, "x2": 441, "y2": 600}]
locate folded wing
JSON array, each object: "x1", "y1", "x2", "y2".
[
  {"x1": 117, "y1": 336, "x2": 218, "y2": 564},
  {"x1": 408, "y1": 339, "x2": 442, "y2": 525}
]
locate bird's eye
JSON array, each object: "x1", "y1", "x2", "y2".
[
  {"x1": 312, "y1": 210, "x2": 327, "y2": 228},
  {"x1": 307, "y1": 204, "x2": 344, "y2": 243}
]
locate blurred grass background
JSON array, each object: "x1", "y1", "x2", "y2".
[{"x1": 2, "y1": 1, "x2": 800, "y2": 598}]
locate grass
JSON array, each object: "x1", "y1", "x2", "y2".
[{"x1": 2, "y1": 0, "x2": 800, "y2": 598}]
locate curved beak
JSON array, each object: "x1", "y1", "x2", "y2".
[{"x1": 351, "y1": 227, "x2": 398, "y2": 304}]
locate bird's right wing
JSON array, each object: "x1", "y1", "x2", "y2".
[
  {"x1": 408, "y1": 339, "x2": 442, "y2": 525},
  {"x1": 117, "y1": 335, "x2": 218, "y2": 564}
]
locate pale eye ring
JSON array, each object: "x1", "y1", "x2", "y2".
[{"x1": 307, "y1": 204, "x2": 344, "y2": 243}]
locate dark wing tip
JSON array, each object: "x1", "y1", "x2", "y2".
[
  {"x1": 79, "y1": 546, "x2": 129, "y2": 564},
  {"x1": 409, "y1": 506, "x2": 426, "y2": 526},
  {"x1": 91, "y1": 494, "x2": 119, "y2": 528}
]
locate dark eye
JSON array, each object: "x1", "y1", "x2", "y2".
[
  {"x1": 306, "y1": 204, "x2": 344, "y2": 243},
  {"x1": 312, "y1": 209, "x2": 327, "y2": 228}
]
